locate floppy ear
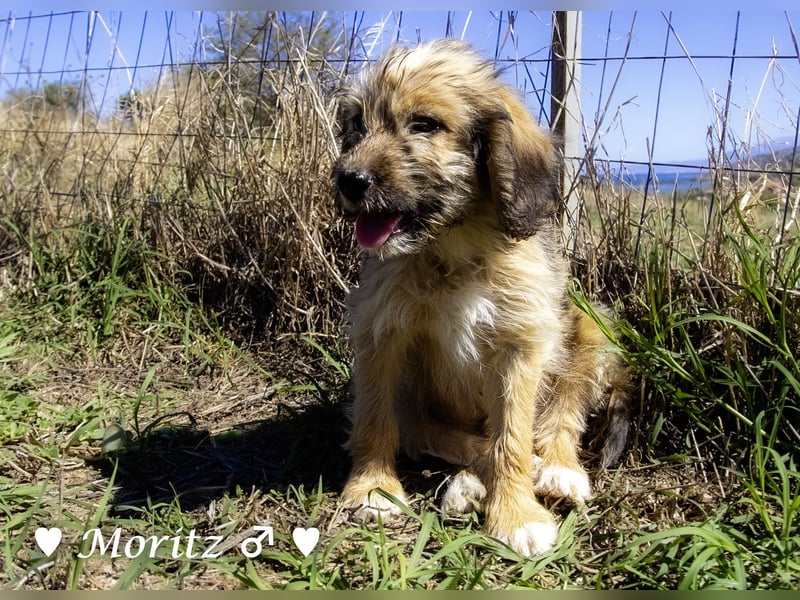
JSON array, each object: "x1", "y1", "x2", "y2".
[{"x1": 481, "y1": 88, "x2": 562, "y2": 240}]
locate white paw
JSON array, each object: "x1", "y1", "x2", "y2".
[
  {"x1": 532, "y1": 457, "x2": 592, "y2": 505},
  {"x1": 441, "y1": 470, "x2": 487, "y2": 514},
  {"x1": 349, "y1": 489, "x2": 409, "y2": 523},
  {"x1": 497, "y1": 520, "x2": 559, "y2": 557}
]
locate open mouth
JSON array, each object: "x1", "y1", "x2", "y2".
[{"x1": 354, "y1": 212, "x2": 404, "y2": 249}]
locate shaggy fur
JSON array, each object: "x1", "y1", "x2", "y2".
[{"x1": 331, "y1": 39, "x2": 629, "y2": 556}]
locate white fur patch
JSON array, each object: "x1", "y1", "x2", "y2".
[
  {"x1": 441, "y1": 471, "x2": 487, "y2": 514},
  {"x1": 443, "y1": 292, "x2": 496, "y2": 364},
  {"x1": 499, "y1": 520, "x2": 559, "y2": 557},
  {"x1": 532, "y1": 457, "x2": 592, "y2": 505},
  {"x1": 351, "y1": 490, "x2": 409, "y2": 523}
]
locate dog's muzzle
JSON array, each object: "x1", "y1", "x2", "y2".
[{"x1": 335, "y1": 168, "x2": 404, "y2": 249}]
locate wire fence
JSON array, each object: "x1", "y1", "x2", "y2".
[
  {"x1": 0, "y1": 10, "x2": 798, "y2": 329},
  {"x1": 2, "y1": 11, "x2": 797, "y2": 198}
]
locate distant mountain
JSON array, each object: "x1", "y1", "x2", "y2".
[
  {"x1": 736, "y1": 144, "x2": 798, "y2": 173},
  {"x1": 600, "y1": 139, "x2": 797, "y2": 193}
]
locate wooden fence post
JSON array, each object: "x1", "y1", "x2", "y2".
[{"x1": 550, "y1": 10, "x2": 583, "y2": 251}]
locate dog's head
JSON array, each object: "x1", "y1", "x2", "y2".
[{"x1": 332, "y1": 39, "x2": 561, "y2": 258}]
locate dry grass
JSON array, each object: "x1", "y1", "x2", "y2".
[{"x1": 1, "y1": 31, "x2": 354, "y2": 338}]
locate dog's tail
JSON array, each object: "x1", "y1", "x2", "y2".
[
  {"x1": 599, "y1": 380, "x2": 631, "y2": 469},
  {"x1": 573, "y1": 304, "x2": 632, "y2": 469}
]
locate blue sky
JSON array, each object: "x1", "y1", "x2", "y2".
[{"x1": 0, "y1": 8, "x2": 798, "y2": 167}]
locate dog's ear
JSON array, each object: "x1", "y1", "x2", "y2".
[{"x1": 480, "y1": 88, "x2": 562, "y2": 239}]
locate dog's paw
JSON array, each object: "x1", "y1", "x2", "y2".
[
  {"x1": 350, "y1": 494, "x2": 408, "y2": 523},
  {"x1": 441, "y1": 470, "x2": 487, "y2": 514},
  {"x1": 341, "y1": 476, "x2": 408, "y2": 524},
  {"x1": 486, "y1": 503, "x2": 559, "y2": 556},
  {"x1": 532, "y1": 456, "x2": 592, "y2": 505},
  {"x1": 501, "y1": 519, "x2": 559, "y2": 556}
]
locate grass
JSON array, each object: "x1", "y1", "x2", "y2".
[{"x1": 1, "y1": 10, "x2": 799, "y2": 590}]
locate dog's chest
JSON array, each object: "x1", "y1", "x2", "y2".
[
  {"x1": 353, "y1": 254, "x2": 507, "y2": 369},
  {"x1": 389, "y1": 263, "x2": 497, "y2": 366},
  {"x1": 402, "y1": 272, "x2": 498, "y2": 418},
  {"x1": 426, "y1": 282, "x2": 496, "y2": 366}
]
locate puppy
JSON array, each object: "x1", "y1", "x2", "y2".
[{"x1": 331, "y1": 39, "x2": 629, "y2": 556}]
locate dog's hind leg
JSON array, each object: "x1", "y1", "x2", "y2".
[
  {"x1": 393, "y1": 392, "x2": 492, "y2": 515},
  {"x1": 395, "y1": 393, "x2": 490, "y2": 466},
  {"x1": 440, "y1": 469, "x2": 487, "y2": 514}
]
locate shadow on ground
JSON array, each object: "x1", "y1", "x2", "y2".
[
  {"x1": 83, "y1": 393, "x2": 623, "y2": 517},
  {"x1": 86, "y1": 397, "x2": 352, "y2": 514}
]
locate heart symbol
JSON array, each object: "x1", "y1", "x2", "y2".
[
  {"x1": 292, "y1": 527, "x2": 319, "y2": 557},
  {"x1": 34, "y1": 527, "x2": 62, "y2": 557}
]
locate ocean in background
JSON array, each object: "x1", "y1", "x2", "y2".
[{"x1": 599, "y1": 167, "x2": 713, "y2": 193}]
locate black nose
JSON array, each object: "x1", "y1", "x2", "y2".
[{"x1": 336, "y1": 169, "x2": 373, "y2": 203}]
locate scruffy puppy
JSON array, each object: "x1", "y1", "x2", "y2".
[{"x1": 331, "y1": 39, "x2": 629, "y2": 556}]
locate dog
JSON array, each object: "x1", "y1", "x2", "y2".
[{"x1": 331, "y1": 39, "x2": 629, "y2": 556}]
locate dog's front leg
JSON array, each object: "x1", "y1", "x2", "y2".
[
  {"x1": 341, "y1": 338, "x2": 409, "y2": 523},
  {"x1": 483, "y1": 355, "x2": 558, "y2": 556}
]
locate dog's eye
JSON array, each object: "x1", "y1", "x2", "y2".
[
  {"x1": 408, "y1": 116, "x2": 442, "y2": 135},
  {"x1": 348, "y1": 114, "x2": 366, "y2": 135},
  {"x1": 341, "y1": 113, "x2": 366, "y2": 150}
]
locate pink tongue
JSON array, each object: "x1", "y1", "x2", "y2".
[{"x1": 355, "y1": 213, "x2": 402, "y2": 248}]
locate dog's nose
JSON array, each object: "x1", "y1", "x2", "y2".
[{"x1": 336, "y1": 170, "x2": 373, "y2": 202}]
